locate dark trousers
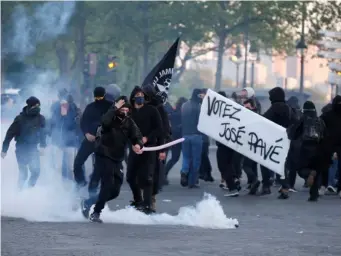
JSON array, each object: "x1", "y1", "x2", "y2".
[
  {"x1": 153, "y1": 155, "x2": 166, "y2": 195},
  {"x1": 199, "y1": 141, "x2": 212, "y2": 178},
  {"x1": 232, "y1": 152, "x2": 243, "y2": 179},
  {"x1": 73, "y1": 138, "x2": 95, "y2": 186},
  {"x1": 15, "y1": 145, "x2": 40, "y2": 189},
  {"x1": 85, "y1": 154, "x2": 123, "y2": 214},
  {"x1": 216, "y1": 146, "x2": 236, "y2": 190},
  {"x1": 165, "y1": 143, "x2": 181, "y2": 176},
  {"x1": 243, "y1": 157, "x2": 258, "y2": 183},
  {"x1": 127, "y1": 151, "x2": 156, "y2": 207}
]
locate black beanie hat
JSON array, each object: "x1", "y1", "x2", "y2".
[
  {"x1": 303, "y1": 101, "x2": 316, "y2": 111},
  {"x1": 26, "y1": 96, "x2": 40, "y2": 108},
  {"x1": 93, "y1": 86, "x2": 106, "y2": 99}
]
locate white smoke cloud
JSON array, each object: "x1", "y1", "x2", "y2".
[{"x1": 5, "y1": 1, "x2": 76, "y2": 59}]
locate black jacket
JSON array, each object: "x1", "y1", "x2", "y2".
[
  {"x1": 80, "y1": 99, "x2": 112, "y2": 136},
  {"x1": 95, "y1": 107, "x2": 143, "y2": 161},
  {"x1": 263, "y1": 87, "x2": 293, "y2": 129},
  {"x1": 149, "y1": 96, "x2": 172, "y2": 148},
  {"x1": 2, "y1": 107, "x2": 47, "y2": 153}
]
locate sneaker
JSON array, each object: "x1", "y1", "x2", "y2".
[
  {"x1": 278, "y1": 191, "x2": 289, "y2": 199},
  {"x1": 81, "y1": 199, "x2": 91, "y2": 219},
  {"x1": 205, "y1": 174, "x2": 215, "y2": 182},
  {"x1": 277, "y1": 186, "x2": 283, "y2": 193},
  {"x1": 289, "y1": 188, "x2": 298, "y2": 193},
  {"x1": 188, "y1": 183, "x2": 200, "y2": 189},
  {"x1": 318, "y1": 186, "x2": 326, "y2": 196},
  {"x1": 142, "y1": 206, "x2": 155, "y2": 215},
  {"x1": 327, "y1": 185, "x2": 337, "y2": 193},
  {"x1": 260, "y1": 187, "x2": 271, "y2": 196},
  {"x1": 89, "y1": 212, "x2": 103, "y2": 223},
  {"x1": 180, "y1": 173, "x2": 188, "y2": 187},
  {"x1": 129, "y1": 200, "x2": 144, "y2": 210},
  {"x1": 224, "y1": 190, "x2": 239, "y2": 197},
  {"x1": 219, "y1": 180, "x2": 227, "y2": 189},
  {"x1": 249, "y1": 180, "x2": 260, "y2": 195}
]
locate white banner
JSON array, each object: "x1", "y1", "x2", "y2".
[{"x1": 197, "y1": 89, "x2": 290, "y2": 176}]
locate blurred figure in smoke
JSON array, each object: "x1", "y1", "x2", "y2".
[
  {"x1": 180, "y1": 88, "x2": 203, "y2": 188},
  {"x1": 199, "y1": 88, "x2": 214, "y2": 183},
  {"x1": 1, "y1": 96, "x2": 47, "y2": 189},
  {"x1": 81, "y1": 97, "x2": 143, "y2": 223},
  {"x1": 165, "y1": 97, "x2": 187, "y2": 184},
  {"x1": 143, "y1": 84, "x2": 171, "y2": 211},
  {"x1": 49, "y1": 89, "x2": 80, "y2": 181},
  {"x1": 73, "y1": 87, "x2": 112, "y2": 188}
]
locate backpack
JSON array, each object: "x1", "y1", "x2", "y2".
[{"x1": 301, "y1": 116, "x2": 323, "y2": 143}]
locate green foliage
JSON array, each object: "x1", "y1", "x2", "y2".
[{"x1": 2, "y1": 1, "x2": 341, "y2": 94}]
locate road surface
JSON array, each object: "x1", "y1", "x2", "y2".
[{"x1": 2, "y1": 150, "x2": 341, "y2": 256}]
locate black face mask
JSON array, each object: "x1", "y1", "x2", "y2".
[{"x1": 26, "y1": 106, "x2": 41, "y2": 116}]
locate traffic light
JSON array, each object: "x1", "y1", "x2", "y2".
[{"x1": 107, "y1": 55, "x2": 117, "y2": 72}]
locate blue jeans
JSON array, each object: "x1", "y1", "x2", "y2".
[
  {"x1": 328, "y1": 159, "x2": 338, "y2": 187},
  {"x1": 181, "y1": 134, "x2": 203, "y2": 186}
]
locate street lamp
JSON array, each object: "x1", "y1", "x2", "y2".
[
  {"x1": 230, "y1": 45, "x2": 242, "y2": 87},
  {"x1": 249, "y1": 41, "x2": 260, "y2": 88},
  {"x1": 296, "y1": 2, "x2": 307, "y2": 105}
]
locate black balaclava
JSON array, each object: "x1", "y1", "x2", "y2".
[
  {"x1": 303, "y1": 100, "x2": 316, "y2": 117},
  {"x1": 332, "y1": 95, "x2": 341, "y2": 113},
  {"x1": 25, "y1": 96, "x2": 41, "y2": 116},
  {"x1": 93, "y1": 86, "x2": 106, "y2": 101}
]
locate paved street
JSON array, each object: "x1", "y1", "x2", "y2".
[{"x1": 2, "y1": 150, "x2": 341, "y2": 256}]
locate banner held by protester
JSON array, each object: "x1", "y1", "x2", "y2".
[
  {"x1": 197, "y1": 89, "x2": 290, "y2": 176},
  {"x1": 141, "y1": 37, "x2": 180, "y2": 103}
]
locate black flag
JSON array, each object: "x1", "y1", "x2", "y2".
[{"x1": 141, "y1": 37, "x2": 180, "y2": 102}]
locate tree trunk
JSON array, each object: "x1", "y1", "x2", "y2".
[
  {"x1": 214, "y1": 32, "x2": 227, "y2": 91},
  {"x1": 56, "y1": 41, "x2": 70, "y2": 79},
  {"x1": 74, "y1": 1, "x2": 86, "y2": 104},
  {"x1": 141, "y1": 2, "x2": 150, "y2": 80}
]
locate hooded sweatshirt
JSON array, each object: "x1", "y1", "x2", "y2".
[
  {"x1": 2, "y1": 106, "x2": 46, "y2": 153},
  {"x1": 129, "y1": 86, "x2": 163, "y2": 146},
  {"x1": 181, "y1": 88, "x2": 202, "y2": 136},
  {"x1": 263, "y1": 87, "x2": 293, "y2": 128}
]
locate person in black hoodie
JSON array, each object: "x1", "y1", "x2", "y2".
[
  {"x1": 127, "y1": 86, "x2": 163, "y2": 214},
  {"x1": 286, "y1": 101, "x2": 325, "y2": 198},
  {"x1": 1, "y1": 96, "x2": 46, "y2": 189},
  {"x1": 143, "y1": 84, "x2": 171, "y2": 206},
  {"x1": 73, "y1": 87, "x2": 112, "y2": 187},
  {"x1": 165, "y1": 97, "x2": 187, "y2": 183},
  {"x1": 261, "y1": 87, "x2": 297, "y2": 199},
  {"x1": 308, "y1": 95, "x2": 341, "y2": 200},
  {"x1": 215, "y1": 91, "x2": 240, "y2": 197},
  {"x1": 199, "y1": 89, "x2": 214, "y2": 182},
  {"x1": 81, "y1": 98, "x2": 144, "y2": 223}
]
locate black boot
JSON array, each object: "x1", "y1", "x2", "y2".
[{"x1": 89, "y1": 212, "x2": 103, "y2": 223}]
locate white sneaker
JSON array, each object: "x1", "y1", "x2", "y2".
[
  {"x1": 327, "y1": 185, "x2": 337, "y2": 193},
  {"x1": 318, "y1": 186, "x2": 326, "y2": 196}
]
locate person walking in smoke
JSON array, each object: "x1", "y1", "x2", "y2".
[
  {"x1": 142, "y1": 85, "x2": 171, "y2": 212},
  {"x1": 127, "y1": 86, "x2": 163, "y2": 214},
  {"x1": 285, "y1": 101, "x2": 325, "y2": 200},
  {"x1": 180, "y1": 88, "x2": 203, "y2": 188},
  {"x1": 81, "y1": 98, "x2": 144, "y2": 223},
  {"x1": 73, "y1": 87, "x2": 112, "y2": 188},
  {"x1": 49, "y1": 89, "x2": 80, "y2": 181},
  {"x1": 165, "y1": 97, "x2": 187, "y2": 184},
  {"x1": 199, "y1": 89, "x2": 214, "y2": 183},
  {"x1": 1, "y1": 96, "x2": 47, "y2": 189}
]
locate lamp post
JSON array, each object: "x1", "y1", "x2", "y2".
[
  {"x1": 296, "y1": 2, "x2": 307, "y2": 105},
  {"x1": 249, "y1": 41, "x2": 260, "y2": 88},
  {"x1": 230, "y1": 45, "x2": 242, "y2": 87}
]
